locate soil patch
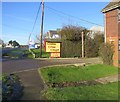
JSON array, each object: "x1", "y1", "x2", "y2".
[{"x1": 47, "y1": 80, "x2": 102, "y2": 88}]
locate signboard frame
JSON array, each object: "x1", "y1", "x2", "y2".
[
  {"x1": 50, "y1": 52, "x2": 60, "y2": 58},
  {"x1": 45, "y1": 41, "x2": 61, "y2": 53}
]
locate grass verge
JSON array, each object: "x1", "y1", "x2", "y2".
[
  {"x1": 2, "y1": 49, "x2": 24, "y2": 58},
  {"x1": 40, "y1": 64, "x2": 118, "y2": 83},
  {"x1": 44, "y1": 82, "x2": 119, "y2": 100},
  {"x1": 32, "y1": 48, "x2": 50, "y2": 58},
  {"x1": 39, "y1": 64, "x2": 119, "y2": 100},
  {"x1": 24, "y1": 48, "x2": 50, "y2": 58}
]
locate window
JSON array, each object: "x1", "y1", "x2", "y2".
[
  {"x1": 119, "y1": 39, "x2": 120, "y2": 50},
  {"x1": 118, "y1": 8, "x2": 120, "y2": 21}
]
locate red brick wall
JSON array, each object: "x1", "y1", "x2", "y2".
[
  {"x1": 105, "y1": 9, "x2": 119, "y2": 67},
  {"x1": 106, "y1": 9, "x2": 118, "y2": 37},
  {"x1": 118, "y1": 22, "x2": 120, "y2": 36},
  {"x1": 119, "y1": 51, "x2": 120, "y2": 67},
  {"x1": 118, "y1": 21, "x2": 120, "y2": 67}
]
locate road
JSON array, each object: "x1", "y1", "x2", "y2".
[{"x1": 2, "y1": 58, "x2": 102, "y2": 74}]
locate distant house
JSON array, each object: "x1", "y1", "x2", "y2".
[
  {"x1": 45, "y1": 30, "x2": 61, "y2": 39},
  {"x1": 0, "y1": 39, "x2": 3, "y2": 47},
  {"x1": 102, "y1": 0, "x2": 120, "y2": 66},
  {"x1": 89, "y1": 26, "x2": 104, "y2": 38},
  {"x1": 5, "y1": 43, "x2": 13, "y2": 48},
  {"x1": 35, "y1": 43, "x2": 40, "y2": 48},
  {"x1": 20, "y1": 45, "x2": 28, "y2": 49}
]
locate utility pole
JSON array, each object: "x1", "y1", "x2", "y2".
[
  {"x1": 40, "y1": 0, "x2": 44, "y2": 58},
  {"x1": 81, "y1": 32, "x2": 84, "y2": 58}
]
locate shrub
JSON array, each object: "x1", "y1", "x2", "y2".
[
  {"x1": 2, "y1": 74, "x2": 23, "y2": 101},
  {"x1": 99, "y1": 43, "x2": 114, "y2": 65},
  {"x1": 85, "y1": 33, "x2": 104, "y2": 58},
  {"x1": 85, "y1": 37, "x2": 98, "y2": 57},
  {"x1": 60, "y1": 25, "x2": 87, "y2": 58}
]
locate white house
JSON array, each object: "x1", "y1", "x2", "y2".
[{"x1": 88, "y1": 26, "x2": 104, "y2": 38}]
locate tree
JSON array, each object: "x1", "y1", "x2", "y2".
[
  {"x1": 60, "y1": 25, "x2": 88, "y2": 57},
  {"x1": 85, "y1": 36, "x2": 97, "y2": 57},
  {"x1": 85, "y1": 32, "x2": 104, "y2": 57},
  {"x1": 60, "y1": 25, "x2": 87, "y2": 41},
  {"x1": 9, "y1": 40, "x2": 13, "y2": 45},
  {"x1": 0, "y1": 39, "x2": 5, "y2": 47},
  {"x1": 8, "y1": 40, "x2": 20, "y2": 47},
  {"x1": 99, "y1": 43, "x2": 114, "y2": 65},
  {"x1": 12, "y1": 40, "x2": 20, "y2": 47}
]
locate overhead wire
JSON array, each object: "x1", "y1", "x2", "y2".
[
  {"x1": 29, "y1": 2, "x2": 42, "y2": 43},
  {"x1": 45, "y1": 5, "x2": 104, "y2": 27}
]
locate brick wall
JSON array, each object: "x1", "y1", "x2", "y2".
[
  {"x1": 119, "y1": 51, "x2": 120, "y2": 66},
  {"x1": 105, "y1": 9, "x2": 119, "y2": 67},
  {"x1": 118, "y1": 17, "x2": 120, "y2": 67},
  {"x1": 106, "y1": 9, "x2": 118, "y2": 37}
]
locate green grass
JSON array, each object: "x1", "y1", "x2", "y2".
[
  {"x1": 40, "y1": 64, "x2": 118, "y2": 83},
  {"x1": 0, "y1": 75, "x2": 2, "y2": 81},
  {"x1": 40, "y1": 64, "x2": 119, "y2": 100},
  {"x1": 44, "y1": 82, "x2": 119, "y2": 100},
  {"x1": 23, "y1": 50, "x2": 33, "y2": 58},
  {"x1": 3, "y1": 49, "x2": 24, "y2": 58},
  {"x1": 30, "y1": 48, "x2": 50, "y2": 58},
  {"x1": 24, "y1": 48, "x2": 50, "y2": 58}
]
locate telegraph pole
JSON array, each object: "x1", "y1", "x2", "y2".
[
  {"x1": 81, "y1": 32, "x2": 84, "y2": 58},
  {"x1": 40, "y1": 0, "x2": 44, "y2": 58}
]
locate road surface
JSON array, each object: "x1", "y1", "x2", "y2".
[{"x1": 2, "y1": 58, "x2": 101, "y2": 74}]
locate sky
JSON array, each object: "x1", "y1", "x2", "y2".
[{"x1": 2, "y1": 2, "x2": 109, "y2": 45}]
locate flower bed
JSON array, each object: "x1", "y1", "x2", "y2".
[{"x1": 2, "y1": 74, "x2": 24, "y2": 101}]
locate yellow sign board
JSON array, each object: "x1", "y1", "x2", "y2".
[
  {"x1": 46, "y1": 42, "x2": 60, "y2": 52},
  {"x1": 50, "y1": 52, "x2": 60, "y2": 58}
]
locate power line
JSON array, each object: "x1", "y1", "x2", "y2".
[
  {"x1": 31, "y1": 2, "x2": 42, "y2": 34},
  {"x1": 29, "y1": 2, "x2": 42, "y2": 42},
  {"x1": 45, "y1": 5, "x2": 103, "y2": 27}
]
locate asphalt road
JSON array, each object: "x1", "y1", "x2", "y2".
[{"x1": 2, "y1": 58, "x2": 102, "y2": 74}]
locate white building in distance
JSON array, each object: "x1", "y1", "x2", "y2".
[{"x1": 88, "y1": 26, "x2": 104, "y2": 38}]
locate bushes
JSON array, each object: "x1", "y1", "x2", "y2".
[
  {"x1": 61, "y1": 40, "x2": 82, "y2": 58},
  {"x1": 99, "y1": 43, "x2": 114, "y2": 65},
  {"x1": 2, "y1": 74, "x2": 23, "y2": 101},
  {"x1": 85, "y1": 33, "x2": 104, "y2": 58},
  {"x1": 60, "y1": 25, "x2": 104, "y2": 58},
  {"x1": 85, "y1": 37, "x2": 98, "y2": 58},
  {"x1": 60, "y1": 25, "x2": 87, "y2": 58}
]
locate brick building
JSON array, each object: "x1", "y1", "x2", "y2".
[{"x1": 102, "y1": 0, "x2": 120, "y2": 67}]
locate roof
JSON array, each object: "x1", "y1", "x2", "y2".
[
  {"x1": 89, "y1": 26, "x2": 104, "y2": 32},
  {"x1": 45, "y1": 38, "x2": 62, "y2": 43},
  {"x1": 49, "y1": 30, "x2": 58, "y2": 34},
  {"x1": 45, "y1": 30, "x2": 61, "y2": 39},
  {"x1": 102, "y1": 0, "x2": 120, "y2": 13}
]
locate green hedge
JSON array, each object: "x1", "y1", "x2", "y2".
[
  {"x1": 61, "y1": 40, "x2": 82, "y2": 58},
  {"x1": 99, "y1": 43, "x2": 114, "y2": 65}
]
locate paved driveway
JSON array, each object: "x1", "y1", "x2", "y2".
[{"x1": 2, "y1": 58, "x2": 102, "y2": 74}]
